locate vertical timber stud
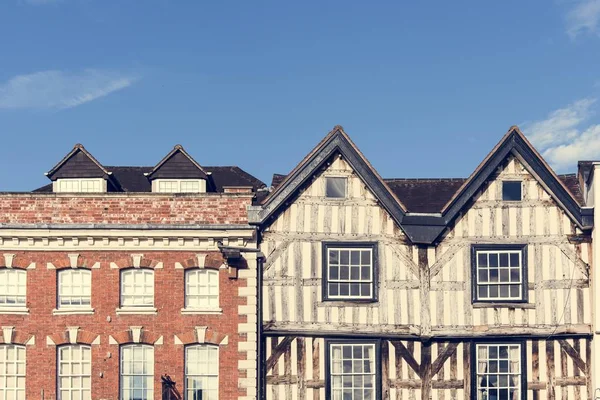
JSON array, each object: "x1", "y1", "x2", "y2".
[
  {"x1": 418, "y1": 247, "x2": 431, "y2": 338},
  {"x1": 421, "y1": 342, "x2": 432, "y2": 400}
]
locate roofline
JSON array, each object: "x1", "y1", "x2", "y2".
[
  {"x1": 46, "y1": 144, "x2": 110, "y2": 179},
  {"x1": 147, "y1": 144, "x2": 208, "y2": 178}
]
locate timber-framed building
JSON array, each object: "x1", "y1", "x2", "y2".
[{"x1": 249, "y1": 126, "x2": 597, "y2": 400}]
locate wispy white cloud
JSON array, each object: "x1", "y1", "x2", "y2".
[
  {"x1": 523, "y1": 98, "x2": 600, "y2": 170},
  {"x1": 566, "y1": 0, "x2": 600, "y2": 38},
  {"x1": 0, "y1": 69, "x2": 138, "y2": 110}
]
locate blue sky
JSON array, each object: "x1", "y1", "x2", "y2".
[{"x1": 1, "y1": 0, "x2": 600, "y2": 191}]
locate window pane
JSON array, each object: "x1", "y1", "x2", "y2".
[
  {"x1": 185, "y1": 345, "x2": 218, "y2": 400},
  {"x1": 475, "y1": 250, "x2": 523, "y2": 301},
  {"x1": 502, "y1": 181, "x2": 522, "y2": 201},
  {"x1": 329, "y1": 344, "x2": 376, "y2": 400},
  {"x1": 121, "y1": 345, "x2": 154, "y2": 400},
  {"x1": 0, "y1": 345, "x2": 26, "y2": 400},
  {"x1": 58, "y1": 270, "x2": 92, "y2": 308},
  {"x1": 326, "y1": 177, "x2": 347, "y2": 198},
  {"x1": 121, "y1": 270, "x2": 154, "y2": 307},
  {"x1": 476, "y1": 344, "x2": 521, "y2": 400},
  {"x1": 326, "y1": 247, "x2": 374, "y2": 300},
  {"x1": 58, "y1": 345, "x2": 91, "y2": 400},
  {"x1": 0, "y1": 270, "x2": 26, "y2": 306},
  {"x1": 185, "y1": 270, "x2": 219, "y2": 309}
]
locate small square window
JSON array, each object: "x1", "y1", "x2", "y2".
[
  {"x1": 502, "y1": 181, "x2": 522, "y2": 201},
  {"x1": 326, "y1": 177, "x2": 347, "y2": 198}
]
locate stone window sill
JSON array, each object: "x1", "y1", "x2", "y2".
[
  {"x1": 181, "y1": 307, "x2": 223, "y2": 315},
  {"x1": 53, "y1": 308, "x2": 95, "y2": 315},
  {"x1": 0, "y1": 306, "x2": 29, "y2": 315},
  {"x1": 115, "y1": 307, "x2": 158, "y2": 315}
]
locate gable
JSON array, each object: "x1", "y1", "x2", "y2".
[
  {"x1": 265, "y1": 157, "x2": 404, "y2": 237},
  {"x1": 47, "y1": 148, "x2": 107, "y2": 180},
  {"x1": 147, "y1": 146, "x2": 208, "y2": 180},
  {"x1": 253, "y1": 126, "x2": 407, "y2": 232}
]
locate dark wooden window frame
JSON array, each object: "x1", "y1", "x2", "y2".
[
  {"x1": 471, "y1": 244, "x2": 528, "y2": 304},
  {"x1": 322, "y1": 242, "x2": 378, "y2": 303},
  {"x1": 325, "y1": 338, "x2": 382, "y2": 400},
  {"x1": 470, "y1": 339, "x2": 527, "y2": 400}
]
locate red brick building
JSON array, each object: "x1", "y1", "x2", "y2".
[{"x1": 0, "y1": 144, "x2": 264, "y2": 400}]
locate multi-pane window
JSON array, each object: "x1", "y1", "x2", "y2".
[
  {"x1": 475, "y1": 343, "x2": 522, "y2": 400},
  {"x1": 0, "y1": 269, "x2": 26, "y2": 307},
  {"x1": 58, "y1": 345, "x2": 91, "y2": 400},
  {"x1": 473, "y1": 246, "x2": 526, "y2": 302},
  {"x1": 56, "y1": 179, "x2": 103, "y2": 193},
  {"x1": 0, "y1": 345, "x2": 26, "y2": 400},
  {"x1": 325, "y1": 177, "x2": 347, "y2": 198},
  {"x1": 185, "y1": 270, "x2": 219, "y2": 309},
  {"x1": 323, "y1": 243, "x2": 376, "y2": 300},
  {"x1": 121, "y1": 270, "x2": 154, "y2": 307},
  {"x1": 120, "y1": 345, "x2": 154, "y2": 400},
  {"x1": 156, "y1": 180, "x2": 204, "y2": 193},
  {"x1": 185, "y1": 345, "x2": 219, "y2": 400},
  {"x1": 58, "y1": 269, "x2": 92, "y2": 308},
  {"x1": 502, "y1": 181, "x2": 522, "y2": 201},
  {"x1": 158, "y1": 180, "x2": 178, "y2": 193},
  {"x1": 329, "y1": 342, "x2": 377, "y2": 400},
  {"x1": 180, "y1": 181, "x2": 200, "y2": 193}
]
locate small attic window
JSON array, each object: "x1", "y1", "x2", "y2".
[
  {"x1": 502, "y1": 181, "x2": 522, "y2": 201},
  {"x1": 154, "y1": 179, "x2": 206, "y2": 193},
  {"x1": 55, "y1": 178, "x2": 105, "y2": 193},
  {"x1": 326, "y1": 177, "x2": 347, "y2": 199}
]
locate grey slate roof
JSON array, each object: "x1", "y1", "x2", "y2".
[{"x1": 270, "y1": 173, "x2": 584, "y2": 213}]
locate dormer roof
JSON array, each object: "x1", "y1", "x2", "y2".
[
  {"x1": 45, "y1": 144, "x2": 110, "y2": 180},
  {"x1": 146, "y1": 145, "x2": 209, "y2": 180}
]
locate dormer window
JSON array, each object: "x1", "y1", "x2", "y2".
[
  {"x1": 502, "y1": 181, "x2": 522, "y2": 201},
  {"x1": 55, "y1": 178, "x2": 105, "y2": 193},
  {"x1": 154, "y1": 179, "x2": 206, "y2": 193}
]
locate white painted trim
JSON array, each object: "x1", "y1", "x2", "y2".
[
  {"x1": 108, "y1": 335, "x2": 118, "y2": 345},
  {"x1": 25, "y1": 336, "x2": 34, "y2": 346},
  {"x1": 115, "y1": 307, "x2": 157, "y2": 315},
  {"x1": 130, "y1": 326, "x2": 143, "y2": 343},
  {"x1": 131, "y1": 254, "x2": 143, "y2": 268},
  {"x1": 52, "y1": 308, "x2": 95, "y2": 316},
  {"x1": 2, "y1": 326, "x2": 14, "y2": 344},
  {"x1": 154, "y1": 336, "x2": 163, "y2": 345},
  {"x1": 3, "y1": 254, "x2": 14, "y2": 268},
  {"x1": 181, "y1": 308, "x2": 223, "y2": 315},
  {"x1": 196, "y1": 254, "x2": 207, "y2": 268},
  {"x1": 91, "y1": 262, "x2": 100, "y2": 269},
  {"x1": 174, "y1": 335, "x2": 183, "y2": 345},
  {"x1": 195, "y1": 326, "x2": 207, "y2": 343},
  {"x1": 47, "y1": 262, "x2": 56, "y2": 270},
  {"x1": 91, "y1": 335, "x2": 101, "y2": 345},
  {"x1": 68, "y1": 254, "x2": 79, "y2": 268},
  {"x1": 0, "y1": 307, "x2": 29, "y2": 315},
  {"x1": 26, "y1": 262, "x2": 36, "y2": 270},
  {"x1": 46, "y1": 336, "x2": 55, "y2": 346},
  {"x1": 67, "y1": 327, "x2": 79, "y2": 344},
  {"x1": 175, "y1": 262, "x2": 184, "y2": 269}
]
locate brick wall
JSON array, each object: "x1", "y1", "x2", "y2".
[
  {"x1": 0, "y1": 250, "x2": 250, "y2": 400},
  {"x1": 0, "y1": 193, "x2": 253, "y2": 225}
]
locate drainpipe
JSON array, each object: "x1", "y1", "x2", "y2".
[
  {"x1": 590, "y1": 163, "x2": 600, "y2": 396},
  {"x1": 256, "y1": 237, "x2": 265, "y2": 400}
]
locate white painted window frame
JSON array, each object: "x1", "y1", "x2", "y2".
[
  {"x1": 475, "y1": 343, "x2": 522, "y2": 399},
  {"x1": 0, "y1": 269, "x2": 28, "y2": 315},
  {"x1": 329, "y1": 343, "x2": 377, "y2": 400},
  {"x1": 58, "y1": 345, "x2": 92, "y2": 400},
  {"x1": 475, "y1": 250, "x2": 524, "y2": 301},
  {"x1": 183, "y1": 269, "x2": 221, "y2": 313},
  {"x1": 185, "y1": 344, "x2": 219, "y2": 400},
  {"x1": 117, "y1": 269, "x2": 156, "y2": 315},
  {"x1": 57, "y1": 269, "x2": 92, "y2": 311},
  {"x1": 54, "y1": 179, "x2": 106, "y2": 193},
  {"x1": 0, "y1": 344, "x2": 26, "y2": 400},
  {"x1": 325, "y1": 247, "x2": 374, "y2": 300},
  {"x1": 153, "y1": 179, "x2": 206, "y2": 193},
  {"x1": 120, "y1": 344, "x2": 154, "y2": 400}
]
